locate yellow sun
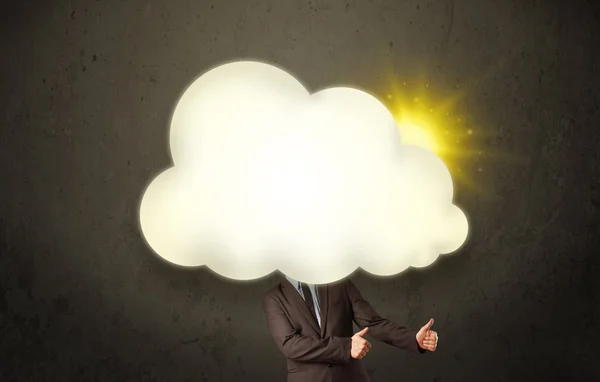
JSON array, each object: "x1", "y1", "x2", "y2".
[{"x1": 384, "y1": 81, "x2": 481, "y2": 183}]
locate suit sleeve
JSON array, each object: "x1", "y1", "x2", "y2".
[
  {"x1": 262, "y1": 294, "x2": 352, "y2": 364},
  {"x1": 346, "y1": 279, "x2": 426, "y2": 354}
]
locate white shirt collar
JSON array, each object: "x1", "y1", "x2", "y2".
[{"x1": 286, "y1": 275, "x2": 300, "y2": 288}]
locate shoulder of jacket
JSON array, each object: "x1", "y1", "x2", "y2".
[{"x1": 262, "y1": 282, "x2": 285, "y2": 299}]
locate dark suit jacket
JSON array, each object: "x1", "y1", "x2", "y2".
[{"x1": 262, "y1": 278, "x2": 426, "y2": 382}]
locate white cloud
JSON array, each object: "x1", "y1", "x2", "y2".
[{"x1": 139, "y1": 61, "x2": 469, "y2": 284}]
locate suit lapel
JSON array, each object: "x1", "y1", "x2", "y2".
[
  {"x1": 318, "y1": 284, "x2": 328, "y2": 337},
  {"x1": 281, "y1": 281, "x2": 321, "y2": 334}
]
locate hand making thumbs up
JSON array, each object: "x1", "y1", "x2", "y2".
[
  {"x1": 416, "y1": 318, "x2": 439, "y2": 351},
  {"x1": 350, "y1": 327, "x2": 372, "y2": 359}
]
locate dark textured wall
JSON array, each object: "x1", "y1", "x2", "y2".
[{"x1": 2, "y1": 0, "x2": 599, "y2": 381}]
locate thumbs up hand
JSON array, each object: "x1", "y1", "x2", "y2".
[
  {"x1": 416, "y1": 318, "x2": 439, "y2": 351},
  {"x1": 350, "y1": 327, "x2": 372, "y2": 359}
]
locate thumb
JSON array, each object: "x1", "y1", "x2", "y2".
[
  {"x1": 422, "y1": 318, "x2": 434, "y2": 330},
  {"x1": 356, "y1": 327, "x2": 369, "y2": 337}
]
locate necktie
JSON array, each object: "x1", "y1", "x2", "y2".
[{"x1": 300, "y1": 283, "x2": 319, "y2": 323}]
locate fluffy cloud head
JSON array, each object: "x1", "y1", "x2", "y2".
[{"x1": 139, "y1": 61, "x2": 469, "y2": 284}]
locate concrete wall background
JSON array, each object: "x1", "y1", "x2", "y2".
[{"x1": 1, "y1": 0, "x2": 599, "y2": 380}]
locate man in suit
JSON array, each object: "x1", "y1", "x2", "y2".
[{"x1": 262, "y1": 275, "x2": 439, "y2": 382}]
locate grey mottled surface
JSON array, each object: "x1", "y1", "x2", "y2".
[{"x1": 1, "y1": 0, "x2": 599, "y2": 381}]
